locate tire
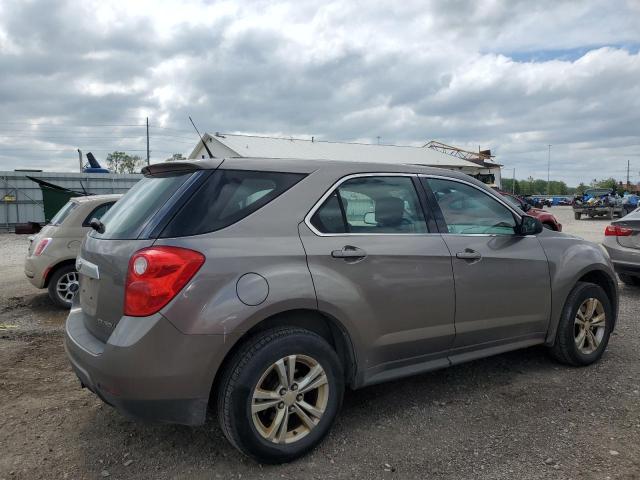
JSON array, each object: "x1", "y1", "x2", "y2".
[
  {"x1": 619, "y1": 274, "x2": 640, "y2": 286},
  {"x1": 217, "y1": 327, "x2": 344, "y2": 464},
  {"x1": 574, "y1": 212, "x2": 581, "y2": 220},
  {"x1": 549, "y1": 282, "x2": 612, "y2": 366},
  {"x1": 47, "y1": 264, "x2": 79, "y2": 309}
]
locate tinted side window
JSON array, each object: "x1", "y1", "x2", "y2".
[
  {"x1": 160, "y1": 170, "x2": 305, "y2": 238},
  {"x1": 310, "y1": 191, "x2": 346, "y2": 233},
  {"x1": 82, "y1": 202, "x2": 115, "y2": 227},
  {"x1": 310, "y1": 176, "x2": 427, "y2": 234},
  {"x1": 425, "y1": 178, "x2": 517, "y2": 235}
]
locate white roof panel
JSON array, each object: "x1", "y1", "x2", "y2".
[{"x1": 202, "y1": 133, "x2": 483, "y2": 169}]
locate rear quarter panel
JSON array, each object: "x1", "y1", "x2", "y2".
[{"x1": 154, "y1": 173, "x2": 326, "y2": 336}]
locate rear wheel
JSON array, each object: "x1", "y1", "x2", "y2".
[
  {"x1": 217, "y1": 327, "x2": 344, "y2": 464},
  {"x1": 47, "y1": 264, "x2": 78, "y2": 309},
  {"x1": 574, "y1": 212, "x2": 581, "y2": 220},
  {"x1": 549, "y1": 282, "x2": 612, "y2": 366},
  {"x1": 619, "y1": 274, "x2": 640, "y2": 286}
]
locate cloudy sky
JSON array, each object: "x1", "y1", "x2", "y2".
[{"x1": 1, "y1": 0, "x2": 639, "y2": 185}]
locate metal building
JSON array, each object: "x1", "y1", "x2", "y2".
[
  {"x1": 0, "y1": 171, "x2": 141, "y2": 230},
  {"x1": 188, "y1": 133, "x2": 502, "y2": 186}
]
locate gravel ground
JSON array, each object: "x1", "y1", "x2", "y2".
[{"x1": 1, "y1": 207, "x2": 639, "y2": 479}]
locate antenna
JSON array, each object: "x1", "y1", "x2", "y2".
[{"x1": 189, "y1": 116, "x2": 214, "y2": 159}]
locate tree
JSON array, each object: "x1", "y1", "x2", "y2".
[
  {"x1": 595, "y1": 178, "x2": 617, "y2": 190},
  {"x1": 165, "y1": 153, "x2": 185, "y2": 162},
  {"x1": 576, "y1": 183, "x2": 587, "y2": 195},
  {"x1": 106, "y1": 151, "x2": 144, "y2": 174}
]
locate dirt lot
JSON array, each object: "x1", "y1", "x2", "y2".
[{"x1": 1, "y1": 206, "x2": 639, "y2": 479}]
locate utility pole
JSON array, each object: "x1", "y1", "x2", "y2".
[
  {"x1": 77, "y1": 149, "x2": 83, "y2": 172},
  {"x1": 547, "y1": 144, "x2": 551, "y2": 195},
  {"x1": 146, "y1": 117, "x2": 150, "y2": 166},
  {"x1": 627, "y1": 159, "x2": 630, "y2": 188}
]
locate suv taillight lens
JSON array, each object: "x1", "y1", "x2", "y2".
[
  {"x1": 124, "y1": 246, "x2": 205, "y2": 317},
  {"x1": 33, "y1": 238, "x2": 52, "y2": 256},
  {"x1": 605, "y1": 225, "x2": 633, "y2": 236}
]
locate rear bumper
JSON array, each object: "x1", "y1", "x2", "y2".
[
  {"x1": 611, "y1": 261, "x2": 640, "y2": 277},
  {"x1": 64, "y1": 305, "x2": 237, "y2": 426},
  {"x1": 24, "y1": 255, "x2": 50, "y2": 288},
  {"x1": 602, "y1": 241, "x2": 640, "y2": 277}
]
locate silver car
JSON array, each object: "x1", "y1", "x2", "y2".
[
  {"x1": 65, "y1": 158, "x2": 618, "y2": 463},
  {"x1": 603, "y1": 208, "x2": 640, "y2": 285}
]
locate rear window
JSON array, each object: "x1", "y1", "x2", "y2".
[
  {"x1": 93, "y1": 172, "x2": 194, "y2": 240},
  {"x1": 50, "y1": 202, "x2": 77, "y2": 225},
  {"x1": 160, "y1": 170, "x2": 305, "y2": 238}
]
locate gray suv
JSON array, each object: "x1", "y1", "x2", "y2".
[{"x1": 65, "y1": 158, "x2": 618, "y2": 463}]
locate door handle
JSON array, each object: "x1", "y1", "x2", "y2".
[
  {"x1": 456, "y1": 249, "x2": 482, "y2": 260},
  {"x1": 331, "y1": 246, "x2": 367, "y2": 259}
]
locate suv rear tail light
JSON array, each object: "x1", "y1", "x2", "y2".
[
  {"x1": 33, "y1": 238, "x2": 52, "y2": 256},
  {"x1": 124, "y1": 246, "x2": 205, "y2": 317},
  {"x1": 605, "y1": 225, "x2": 633, "y2": 236}
]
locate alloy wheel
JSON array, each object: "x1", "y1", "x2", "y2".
[
  {"x1": 56, "y1": 271, "x2": 79, "y2": 303},
  {"x1": 574, "y1": 298, "x2": 606, "y2": 355},
  {"x1": 251, "y1": 354, "x2": 329, "y2": 444}
]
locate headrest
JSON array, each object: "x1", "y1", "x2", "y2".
[{"x1": 375, "y1": 197, "x2": 404, "y2": 227}]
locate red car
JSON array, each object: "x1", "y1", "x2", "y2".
[{"x1": 498, "y1": 191, "x2": 563, "y2": 231}]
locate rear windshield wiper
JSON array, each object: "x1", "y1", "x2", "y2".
[{"x1": 90, "y1": 218, "x2": 106, "y2": 234}]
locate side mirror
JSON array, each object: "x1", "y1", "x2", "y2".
[
  {"x1": 517, "y1": 215, "x2": 543, "y2": 235},
  {"x1": 363, "y1": 212, "x2": 377, "y2": 225}
]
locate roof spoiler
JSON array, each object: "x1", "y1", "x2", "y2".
[{"x1": 141, "y1": 161, "x2": 205, "y2": 176}]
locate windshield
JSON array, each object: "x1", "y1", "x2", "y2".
[
  {"x1": 92, "y1": 171, "x2": 194, "y2": 240},
  {"x1": 500, "y1": 194, "x2": 523, "y2": 210},
  {"x1": 49, "y1": 201, "x2": 77, "y2": 225}
]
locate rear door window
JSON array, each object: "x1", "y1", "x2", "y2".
[
  {"x1": 310, "y1": 176, "x2": 427, "y2": 234},
  {"x1": 159, "y1": 170, "x2": 305, "y2": 238}
]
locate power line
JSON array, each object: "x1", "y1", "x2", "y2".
[{"x1": 0, "y1": 121, "x2": 147, "y2": 127}]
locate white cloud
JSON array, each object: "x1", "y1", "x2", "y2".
[{"x1": 0, "y1": 0, "x2": 638, "y2": 184}]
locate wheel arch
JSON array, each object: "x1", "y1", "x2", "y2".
[
  {"x1": 210, "y1": 308, "x2": 358, "y2": 403},
  {"x1": 546, "y1": 267, "x2": 619, "y2": 345},
  {"x1": 43, "y1": 258, "x2": 76, "y2": 288}
]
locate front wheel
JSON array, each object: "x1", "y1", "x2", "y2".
[
  {"x1": 217, "y1": 327, "x2": 344, "y2": 464},
  {"x1": 548, "y1": 282, "x2": 612, "y2": 366}
]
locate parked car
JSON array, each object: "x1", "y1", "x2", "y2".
[
  {"x1": 65, "y1": 159, "x2": 618, "y2": 464},
  {"x1": 602, "y1": 208, "x2": 640, "y2": 286},
  {"x1": 24, "y1": 194, "x2": 121, "y2": 308},
  {"x1": 498, "y1": 191, "x2": 562, "y2": 231}
]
